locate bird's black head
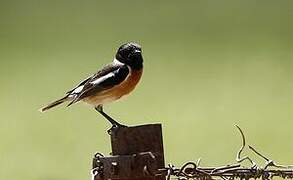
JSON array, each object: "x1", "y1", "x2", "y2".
[{"x1": 115, "y1": 42, "x2": 143, "y2": 70}]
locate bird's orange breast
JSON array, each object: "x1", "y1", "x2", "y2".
[{"x1": 83, "y1": 69, "x2": 143, "y2": 106}]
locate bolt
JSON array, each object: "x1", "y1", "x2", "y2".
[{"x1": 111, "y1": 162, "x2": 119, "y2": 175}]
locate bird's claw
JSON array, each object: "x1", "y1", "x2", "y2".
[{"x1": 107, "y1": 124, "x2": 127, "y2": 135}]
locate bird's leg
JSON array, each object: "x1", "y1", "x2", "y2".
[{"x1": 95, "y1": 105, "x2": 127, "y2": 134}]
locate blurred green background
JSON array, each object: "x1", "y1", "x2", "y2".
[{"x1": 1, "y1": 0, "x2": 293, "y2": 179}]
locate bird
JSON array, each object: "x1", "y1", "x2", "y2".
[{"x1": 40, "y1": 42, "x2": 143, "y2": 131}]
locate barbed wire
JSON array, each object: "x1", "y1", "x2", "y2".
[
  {"x1": 155, "y1": 125, "x2": 293, "y2": 180},
  {"x1": 91, "y1": 125, "x2": 293, "y2": 180},
  {"x1": 157, "y1": 162, "x2": 293, "y2": 180}
]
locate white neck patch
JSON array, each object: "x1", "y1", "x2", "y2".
[{"x1": 113, "y1": 58, "x2": 124, "y2": 65}]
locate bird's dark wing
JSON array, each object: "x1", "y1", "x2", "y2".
[
  {"x1": 66, "y1": 76, "x2": 92, "y2": 94},
  {"x1": 67, "y1": 63, "x2": 129, "y2": 106},
  {"x1": 66, "y1": 63, "x2": 121, "y2": 94}
]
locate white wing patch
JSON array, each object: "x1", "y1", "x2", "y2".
[
  {"x1": 72, "y1": 85, "x2": 84, "y2": 94},
  {"x1": 90, "y1": 72, "x2": 115, "y2": 85},
  {"x1": 69, "y1": 72, "x2": 115, "y2": 98}
]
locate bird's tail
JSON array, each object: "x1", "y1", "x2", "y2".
[{"x1": 39, "y1": 96, "x2": 69, "y2": 112}]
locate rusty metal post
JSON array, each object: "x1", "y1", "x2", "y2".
[{"x1": 92, "y1": 124, "x2": 165, "y2": 180}]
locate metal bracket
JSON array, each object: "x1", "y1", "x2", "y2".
[{"x1": 92, "y1": 152, "x2": 159, "y2": 180}]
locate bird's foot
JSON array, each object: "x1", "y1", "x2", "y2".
[
  {"x1": 107, "y1": 123, "x2": 127, "y2": 135},
  {"x1": 95, "y1": 105, "x2": 127, "y2": 135}
]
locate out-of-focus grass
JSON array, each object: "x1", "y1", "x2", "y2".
[{"x1": 1, "y1": 0, "x2": 293, "y2": 179}]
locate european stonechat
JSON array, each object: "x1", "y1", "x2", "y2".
[{"x1": 40, "y1": 42, "x2": 143, "y2": 129}]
